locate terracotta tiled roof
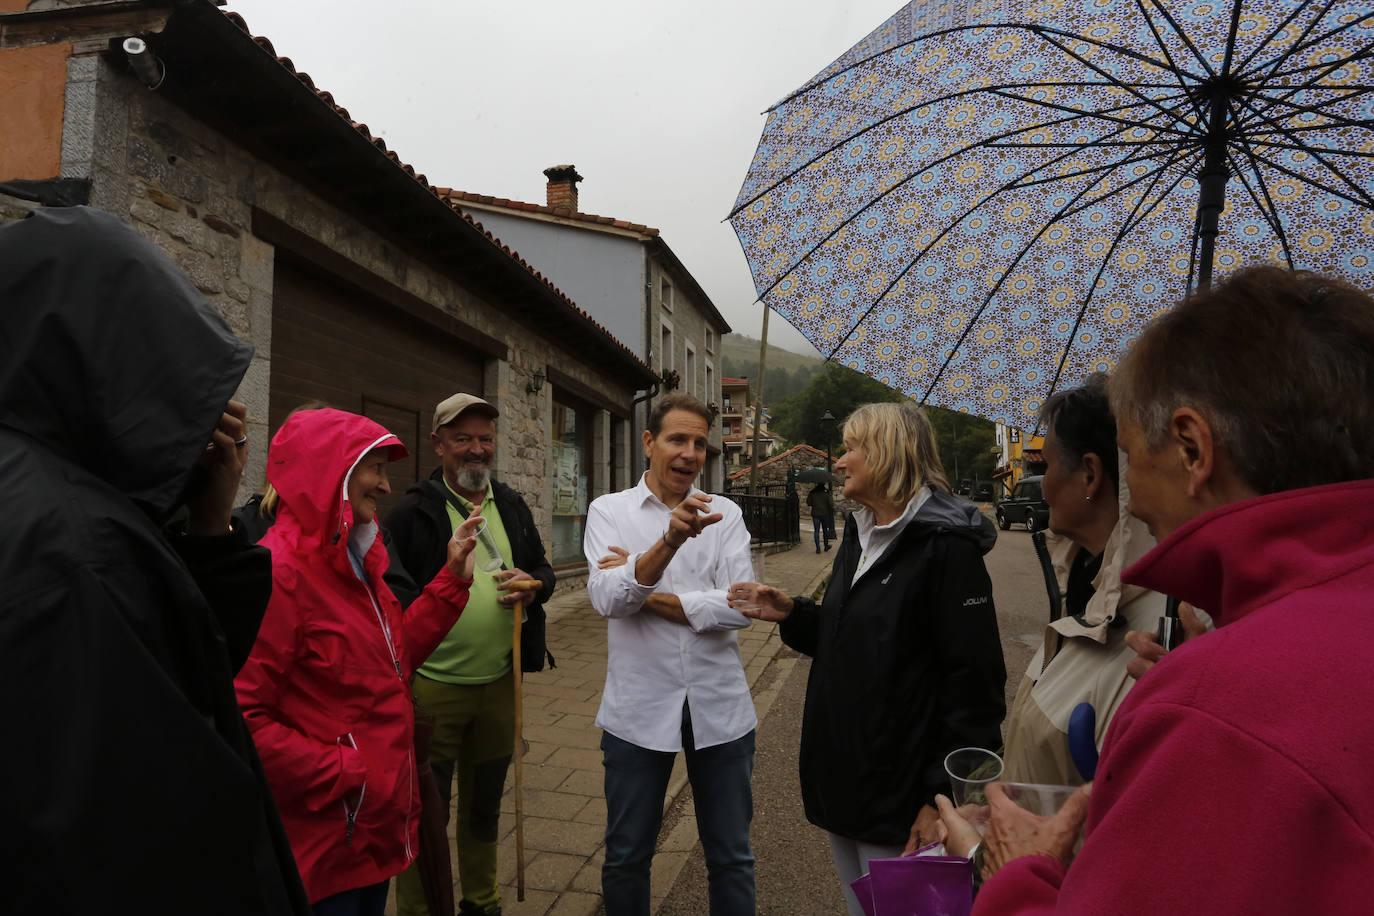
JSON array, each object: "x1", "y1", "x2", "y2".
[
  {"x1": 437, "y1": 189, "x2": 661, "y2": 238},
  {"x1": 721, "y1": 377, "x2": 749, "y2": 385},
  {"x1": 726, "y1": 444, "x2": 831, "y2": 480},
  {"x1": 216, "y1": 10, "x2": 655, "y2": 380}
]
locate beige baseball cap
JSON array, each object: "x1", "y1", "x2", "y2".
[{"x1": 432, "y1": 392, "x2": 499, "y2": 433}]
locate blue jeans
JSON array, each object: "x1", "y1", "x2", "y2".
[
  {"x1": 311, "y1": 879, "x2": 388, "y2": 916},
  {"x1": 812, "y1": 515, "x2": 829, "y2": 550},
  {"x1": 601, "y1": 706, "x2": 756, "y2": 916}
]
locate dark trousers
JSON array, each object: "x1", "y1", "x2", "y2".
[
  {"x1": 601, "y1": 706, "x2": 756, "y2": 916},
  {"x1": 812, "y1": 515, "x2": 830, "y2": 550},
  {"x1": 311, "y1": 879, "x2": 389, "y2": 916}
]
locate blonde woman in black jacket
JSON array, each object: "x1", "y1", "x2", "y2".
[{"x1": 732, "y1": 401, "x2": 1006, "y2": 916}]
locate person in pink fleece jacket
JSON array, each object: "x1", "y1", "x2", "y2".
[{"x1": 945, "y1": 266, "x2": 1374, "y2": 915}]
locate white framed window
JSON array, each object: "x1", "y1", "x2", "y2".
[
  {"x1": 704, "y1": 327, "x2": 715, "y2": 353},
  {"x1": 660, "y1": 318, "x2": 674, "y2": 373},
  {"x1": 685, "y1": 343, "x2": 698, "y2": 397},
  {"x1": 705, "y1": 358, "x2": 715, "y2": 404},
  {"x1": 660, "y1": 276, "x2": 674, "y2": 313}
]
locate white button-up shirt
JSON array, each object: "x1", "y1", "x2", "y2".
[{"x1": 584, "y1": 474, "x2": 757, "y2": 752}]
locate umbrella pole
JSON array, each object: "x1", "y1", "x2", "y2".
[
  {"x1": 1194, "y1": 87, "x2": 1232, "y2": 290},
  {"x1": 748, "y1": 304, "x2": 771, "y2": 495},
  {"x1": 512, "y1": 597, "x2": 526, "y2": 903}
]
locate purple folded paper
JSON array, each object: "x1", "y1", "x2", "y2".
[
  {"x1": 864, "y1": 850, "x2": 973, "y2": 916},
  {"x1": 850, "y1": 872, "x2": 877, "y2": 916}
]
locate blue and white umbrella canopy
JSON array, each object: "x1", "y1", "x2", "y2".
[{"x1": 729, "y1": 0, "x2": 1374, "y2": 427}]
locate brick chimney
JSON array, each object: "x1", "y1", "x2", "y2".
[{"x1": 543, "y1": 164, "x2": 582, "y2": 215}]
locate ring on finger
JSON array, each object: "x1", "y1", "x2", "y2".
[{"x1": 234, "y1": 436, "x2": 248, "y2": 448}]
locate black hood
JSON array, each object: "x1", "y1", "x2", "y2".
[{"x1": 0, "y1": 206, "x2": 252, "y2": 516}]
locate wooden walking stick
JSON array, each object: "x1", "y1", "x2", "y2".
[{"x1": 504, "y1": 578, "x2": 540, "y2": 903}]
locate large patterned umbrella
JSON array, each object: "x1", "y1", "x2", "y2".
[{"x1": 729, "y1": 0, "x2": 1374, "y2": 428}]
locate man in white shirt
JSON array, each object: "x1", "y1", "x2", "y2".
[{"x1": 584, "y1": 393, "x2": 757, "y2": 916}]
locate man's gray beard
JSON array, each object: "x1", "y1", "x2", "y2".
[{"x1": 457, "y1": 465, "x2": 490, "y2": 493}]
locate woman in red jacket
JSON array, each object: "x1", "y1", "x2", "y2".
[{"x1": 236, "y1": 408, "x2": 483, "y2": 915}]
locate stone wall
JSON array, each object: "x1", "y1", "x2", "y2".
[
  {"x1": 728, "y1": 446, "x2": 862, "y2": 518},
  {"x1": 53, "y1": 51, "x2": 640, "y2": 551}
]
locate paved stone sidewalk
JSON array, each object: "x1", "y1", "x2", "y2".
[{"x1": 387, "y1": 536, "x2": 834, "y2": 915}]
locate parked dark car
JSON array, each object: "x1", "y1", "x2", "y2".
[
  {"x1": 996, "y1": 475, "x2": 1050, "y2": 532},
  {"x1": 970, "y1": 480, "x2": 996, "y2": 502}
]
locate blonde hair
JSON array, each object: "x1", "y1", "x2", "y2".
[
  {"x1": 842, "y1": 401, "x2": 949, "y2": 505},
  {"x1": 260, "y1": 482, "x2": 280, "y2": 519}
]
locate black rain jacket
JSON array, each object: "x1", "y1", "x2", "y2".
[
  {"x1": 0, "y1": 207, "x2": 309, "y2": 913},
  {"x1": 385, "y1": 469, "x2": 556, "y2": 671},
  {"x1": 781, "y1": 487, "x2": 1006, "y2": 845}
]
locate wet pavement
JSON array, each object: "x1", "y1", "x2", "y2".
[
  {"x1": 386, "y1": 534, "x2": 835, "y2": 916},
  {"x1": 390, "y1": 517, "x2": 1048, "y2": 916}
]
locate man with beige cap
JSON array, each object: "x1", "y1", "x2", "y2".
[{"x1": 389, "y1": 393, "x2": 555, "y2": 916}]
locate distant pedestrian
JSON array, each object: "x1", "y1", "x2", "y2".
[
  {"x1": 585, "y1": 393, "x2": 758, "y2": 916},
  {"x1": 734, "y1": 402, "x2": 1005, "y2": 916},
  {"x1": 806, "y1": 483, "x2": 834, "y2": 552},
  {"x1": 1, "y1": 206, "x2": 309, "y2": 913}
]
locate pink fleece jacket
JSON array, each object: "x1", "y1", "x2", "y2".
[{"x1": 976, "y1": 479, "x2": 1374, "y2": 915}]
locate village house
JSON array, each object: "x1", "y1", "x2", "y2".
[
  {"x1": 440, "y1": 169, "x2": 732, "y2": 489},
  {"x1": 720, "y1": 376, "x2": 777, "y2": 471},
  {"x1": 0, "y1": 0, "x2": 659, "y2": 576}
]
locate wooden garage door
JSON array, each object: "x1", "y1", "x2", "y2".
[{"x1": 269, "y1": 257, "x2": 483, "y2": 517}]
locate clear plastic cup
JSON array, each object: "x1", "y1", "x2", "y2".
[
  {"x1": 998, "y1": 781, "x2": 1080, "y2": 817},
  {"x1": 730, "y1": 550, "x2": 767, "y2": 612},
  {"x1": 944, "y1": 747, "x2": 1004, "y2": 807},
  {"x1": 472, "y1": 520, "x2": 505, "y2": 573}
]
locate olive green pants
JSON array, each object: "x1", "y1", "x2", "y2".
[{"x1": 396, "y1": 670, "x2": 515, "y2": 916}]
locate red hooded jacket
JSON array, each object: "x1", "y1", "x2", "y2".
[
  {"x1": 235, "y1": 409, "x2": 472, "y2": 902},
  {"x1": 975, "y1": 479, "x2": 1374, "y2": 914}
]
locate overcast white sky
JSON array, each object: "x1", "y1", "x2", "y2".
[{"x1": 221, "y1": 0, "x2": 903, "y2": 355}]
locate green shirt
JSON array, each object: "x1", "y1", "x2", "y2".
[{"x1": 417, "y1": 480, "x2": 515, "y2": 685}]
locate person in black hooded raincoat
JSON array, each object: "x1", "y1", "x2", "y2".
[{"x1": 0, "y1": 207, "x2": 309, "y2": 914}]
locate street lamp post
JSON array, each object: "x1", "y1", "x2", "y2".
[{"x1": 820, "y1": 409, "x2": 836, "y2": 477}]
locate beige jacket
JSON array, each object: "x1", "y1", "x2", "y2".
[{"x1": 1001, "y1": 467, "x2": 1202, "y2": 786}]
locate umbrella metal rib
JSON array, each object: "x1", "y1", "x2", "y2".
[
  {"x1": 1045, "y1": 151, "x2": 1201, "y2": 403},
  {"x1": 927, "y1": 144, "x2": 1199, "y2": 408}
]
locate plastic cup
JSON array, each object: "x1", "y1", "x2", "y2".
[
  {"x1": 998, "y1": 781, "x2": 1079, "y2": 817},
  {"x1": 944, "y1": 747, "x2": 1004, "y2": 807},
  {"x1": 472, "y1": 521, "x2": 504, "y2": 573},
  {"x1": 731, "y1": 550, "x2": 767, "y2": 612}
]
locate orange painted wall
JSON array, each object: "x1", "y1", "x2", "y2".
[{"x1": 0, "y1": 43, "x2": 72, "y2": 180}]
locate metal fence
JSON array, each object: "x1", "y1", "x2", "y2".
[{"x1": 716, "y1": 491, "x2": 800, "y2": 545}]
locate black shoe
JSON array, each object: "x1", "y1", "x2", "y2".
[{"x1": 825, "y1": 543, "x2": 832, "y2": 551}]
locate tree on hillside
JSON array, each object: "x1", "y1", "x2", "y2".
[
  {"x1": 720, "y1": 357, "x2": 822, "y2": 401},
  {"x1": 770, "y1": 362, "x2": 904, "y2": 449},
  {"x1": 927, "y1": 408, "x2": 1000, "y2": 484},
  {"x1": 771, "y1": 362, "x2": 998, "y2": 484}
]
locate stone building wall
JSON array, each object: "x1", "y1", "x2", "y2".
[
  {"x1": 48, "y1": 51, "x2": 640, "y2": 547},
  {"x1": 651, "y1": 259, "x2": 726, "y2": 489}
]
